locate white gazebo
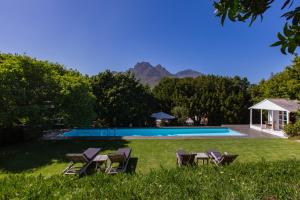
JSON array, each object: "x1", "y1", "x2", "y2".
[{"x1": 249, "y1": 98, "x2": 300, "y2": 137}]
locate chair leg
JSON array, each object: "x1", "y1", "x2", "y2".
[
  {"x1": 105, "y1": 162, "x2": 112, "y2": 173},
  {"x1": 122, "y1": 157, "x2": 130, "y2": 173},
  {"x1": 63, "y1": 162, "x2": 74, "y2": 174},
  {"x1": 78, "y1": 160, "x2": 93, "y2": 176}
]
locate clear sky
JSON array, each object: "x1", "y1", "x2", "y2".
[{"x1": 0, "y1": 0, "x2": 297, "y2": 83}]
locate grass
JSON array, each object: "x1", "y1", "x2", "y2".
[
  {"x1": 1, "y1": 138, "x2": 300, "y2": 177},
  {"x1": 1, "y1": 161, "x2": 300, "y2": 199}
]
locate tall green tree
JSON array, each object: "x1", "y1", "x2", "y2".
[
  {"x1": 250, "y1": 56, "x2": 300, "y2": 102},
  {"x1": 0, "y1": 54, "x2": 96, "y2": 128},
  {"x1": 90, "y1": 71, "x2": 157, "y2": 127},
  {"x1": 57, "y1": 72, "x2": 96, "y2": 127}
]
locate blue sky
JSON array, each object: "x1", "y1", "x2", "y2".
[{"x1": 0, "y1": 0, "x2": 297, "y2": 82}]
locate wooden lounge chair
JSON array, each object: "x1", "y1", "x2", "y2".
[
  {"x1": 176, "y1": 150, "x2": 196, "y2": 167},
  {"x1": 105, "y1": 148, "x2": 132, "y2": 174},
  {"x1": 207, "y1": 149, "x2": 238, "y2": 166},
  {"x1": 63, "y1": 147, "x2": 101, "y2": 175}
]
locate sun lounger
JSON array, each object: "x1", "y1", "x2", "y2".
[
  {"x1": 105, "y1": 148, "x2": 132, "y2": 174},
  {"x1": 63, "y1": 147, "x2": 102, "y2": 175},
  {"x1": 176, "y1": 149, "x2": 196, "y2": 167},
  {"x1": 207, "y1": 149, "x2": 238, "y2": 166}
]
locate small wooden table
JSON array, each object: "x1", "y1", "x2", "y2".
[
  {"x1": 195, "y1": 152, "x2": 209, "y2": 165},
  {"x1": 93, "y1": 155, "x2": 108, "y2": 170}
]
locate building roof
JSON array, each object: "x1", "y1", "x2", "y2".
[
  {"x1": 151, "y1": 112, "x2": 175, "y2": 120},
  {"x1": 249, "y1": 98, "x2": 300, "y2": 112}
]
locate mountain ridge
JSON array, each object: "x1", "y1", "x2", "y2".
[{"x1": 128, "y1": 62, "x2": 202, "y2": 86}]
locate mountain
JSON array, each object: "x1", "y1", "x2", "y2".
[
  {"x1": 175, "y1": 69, "x2": 202, "y2": 78},
  {"x1": 128, "y1": 62, "x2": 202, "y2": 86}
]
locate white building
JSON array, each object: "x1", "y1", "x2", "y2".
[{"x1": 249, "y1": 98, "x2": 300, "y2": 138}]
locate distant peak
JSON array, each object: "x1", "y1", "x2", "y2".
[
  {"x1": 155, "y1": 64, "x2": 169, "y2": 72},
  {"x1": 134, "y1": 62, "x2": 152, "y2": 68},
  {"x1": 129, "y1": 61, "x2": 202, "y2": 86}
]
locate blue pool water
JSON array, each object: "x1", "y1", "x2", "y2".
[{"x1": 62, "y1": 127, "x2": 243, "y2": 137}]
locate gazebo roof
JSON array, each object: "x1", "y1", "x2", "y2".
[
  {"x1": 249, "y1": 98, "x2": 300, "y2": 112},
  {"x1": 151, "y1": 112, "x2": 175, "y2": 120}
]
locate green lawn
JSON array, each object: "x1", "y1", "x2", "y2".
[{"x1": 1, "y1": 138, "x2": 300, "y2": 177}]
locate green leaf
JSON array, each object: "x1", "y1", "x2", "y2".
[
  {"x1": 280, "y1": 44, "x2": 287, "y2": 55},
  {"x1": 283, "y1": 23, "x2": 293, "y2": 37},
  {"x1": 221, "y1": 12, "x2": 227, "y2": 26},
  {"x1": 228, "y1": 9, "x2": 236, "y2": 21},
  {"x1": 277, "y1": 32, "x2": 286, "y2": 41},
  {"x1": 270, "y1": 41, "x2": 282, "y2": 47},
  {"x1": 288, "y1": 41, "x2": 297, "y2": 54},
  {"x1": 239, "y1": 12, "x2": 251, "y2": 21},
  {"x1": 249, "y1": 15, "x2": 257, "y2": 26},
  {"x1": 281, "y1": 0, "x2": 291, "y2": 9}
]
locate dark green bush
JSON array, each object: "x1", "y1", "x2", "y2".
[
  {"x1": 0, "y1": 127, "x2": 24, "y2": 146},
  {"x1": 284, "y1": 121, "x2": 300, "y2": 137},
  {"x1": 0, "y1": 127, "x2": 43, "y2": 147},
  {"x1": 0, "y1": 160, "x2": 299, "y2": 199}
]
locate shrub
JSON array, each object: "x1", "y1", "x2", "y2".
[
  {"x1": 0, "y1": 160, "x2": 300, "y2": 199},
  {"x1": 0, "y1": 127, "x2": 43, "y2": 147},
  {"x1": 284, "y1": 121, "x2": 300, "y2": 137},
  {"x1": 0, "y1": 127, "x2": 24, "y2": 146},
  {"x1": 171, "y1": 106, "x2": 189, "y2": 125}
]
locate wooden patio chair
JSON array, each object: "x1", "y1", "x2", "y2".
[
  {"x1": 105, "y1": 148, "x2": 132, "y2": 174},
  {"x1": 176, "y1": 149, "x2": 196, "y2": 167},
  {"x1": 63, "y1": 147, "x2": 102, "y2": 176}
]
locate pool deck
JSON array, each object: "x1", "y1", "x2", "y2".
[
  {"x1": 222, "y1": 124, "x2": 279, "y2": 138},
  {"x1": 42, "y1": 125, "x2": 280, "y2": 140}
]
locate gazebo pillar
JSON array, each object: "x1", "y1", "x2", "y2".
[
  {"x1": 260, "y1": 109, "x2": 263, "y2": 128},
  {"x1": 250, "y1": 109, "x2": 252, "y2": 126},
  {"x1": 271, "y1": 110, "x2": 274, "y2": 130}
]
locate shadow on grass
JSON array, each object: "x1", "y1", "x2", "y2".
[
  {"x1": 0, "y1": 139, "x2": 130, "y2": 173},
  {"x1": 127, "y1": 157, "x2": 138, "y2": 173}
]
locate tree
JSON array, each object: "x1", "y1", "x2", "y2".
[
  {"x1": 250, "y1": 56, "x2": 300, "y2": 102},
  {"x1": 213, "y1": 0, "x2": 299, "y2": 54},
  {"x1": 0, "y1": 53, "x2": 96, "y2": 128},
  {"x1": 171, "y1": 106, "x2": 189, "y2": 125},
  {"x1": 90, "y1": 71, "x2": 157, "y2": 127},
  {"x1": 57, "y1": 72, "x2": 96, "y2": 127},
  {"x1": 153, "y1": 75, "x2": 252, "y2": 125}
]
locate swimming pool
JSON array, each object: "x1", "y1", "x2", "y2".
[{"x1": 62, "y1": 127, "x2": 244, "y2": 137}]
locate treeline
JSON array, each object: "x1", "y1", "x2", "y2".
[
  {"x1": 250, "y1": 57, "x2": 300, "y2": 102},
  {"x1": 0, "y1": 54, "x2": 156, "y2": 131},
  {"x1": 156, "y1": 57, "x2": 300, "y2": 126},
  {"x1": 0, "y1": 54, "x2": 95, "y2": 129},
  {"x1": 153, "y1": 76, "x2": 251, "y2": 125},
  {"x1": 1, "y1": 53, "x2": 300, "y2": 133}
]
